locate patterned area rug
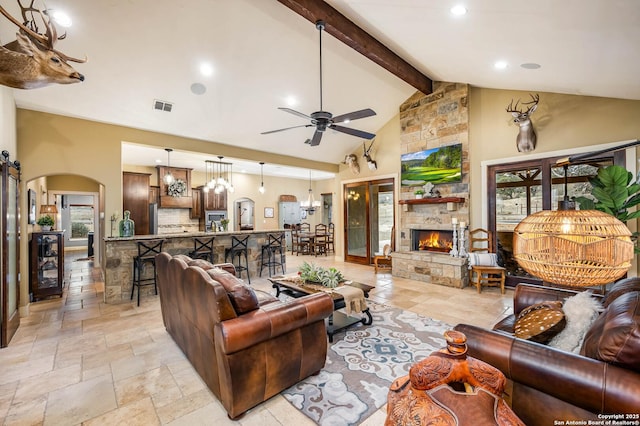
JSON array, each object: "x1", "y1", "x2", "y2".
[{"x1": 282, "y1": 301, "x2": 451, "y2": 425}]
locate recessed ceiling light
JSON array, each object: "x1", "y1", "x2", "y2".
[
  {"x1": 450, "y1": 5, "x2": 467, "y2": 16},
  {"x1": 343, "y1": 119, "x2": 351, "y2": 124},
  {"x1": 521, "y1": 63, "x2": 542, "y2": 70},
  {"x1": 494, "y1": 60, "x2": 508, "y2": 70},
  {"x1": 286, "y1": 96, "x2": 297, "y2": 107},
  {"x1": 199, "y1": 63, "x2": 214, "y2": 77},
  {"x1": 52, "y1": 10, "x2": 72, "y2": 27},
  {"x1": 155, "y1": 159, "x2": 162, "y2": 164}
]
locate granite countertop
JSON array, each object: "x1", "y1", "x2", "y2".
[{"x1": 104, "y1": 229, "x2": 287, "y2": 241}]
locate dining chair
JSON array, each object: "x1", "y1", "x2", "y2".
[
  {"x1": 326, "y1": 222, "x2": 335, "y2": 254},
  {"x1": 313, "y1": 223, "x2": 329, "y2": 256}
]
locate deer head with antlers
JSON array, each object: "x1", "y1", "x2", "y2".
[
  {"x1": 363, "y1": 140, "x2": 377, "y2": 170},
  {"x1": 506, "y1": 93, "x2": 539, "y2": 153},
  {"x1": 343, "y1": 154, "x2": 360, "y2": 175},
  {"x1": 0, "y1": 0, "x2": 85, "y2": 89}
]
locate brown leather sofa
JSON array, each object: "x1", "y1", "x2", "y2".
[
  {"x1": 454, "y1": 279, "x2": 640, "y2": 426},
  {"x1": 155, "y1": 252, "x2": 334, "y2": 419}
]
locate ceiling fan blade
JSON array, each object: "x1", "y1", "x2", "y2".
[
  {"x1": 332, "y1": 108, "x2": 376, "y2": 123},
  {"x1": 278, "y1": 107, "x2": 312, "y2": 120},
  {"x1": 261, "y1": 124, "x2": 311, "y2": 135},
  {"x1": 330, "y1": 124, "x2": 376, "y2": 140},
  {"x1": 309, "y1": 129, "x2": 323, "y2": 146}
]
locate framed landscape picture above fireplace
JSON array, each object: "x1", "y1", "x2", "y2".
[{"x1": 401, "y1": 143, "x2": 462, "y2": 186}]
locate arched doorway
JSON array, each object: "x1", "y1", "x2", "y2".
[{"x1": 234, "y1": 198, "x2": 255, "y2": 231}]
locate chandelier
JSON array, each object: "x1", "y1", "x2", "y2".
[
  {"x1": 203, "y1": 156, "x2": 234, "y2": 194},
  {"x1": 300, "y1": 170, "x2": 321, "y2": 214}
]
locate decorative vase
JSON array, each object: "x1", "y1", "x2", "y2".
[
  {"x1": 415, "y1": 194, "x2": 423, "y2": 199},
  {"x1": 119, "y1": 210, "x2": 135, "y2": 237},
  {"x1": 41, "y1": 225, "x2": 52, "y2": 231}
]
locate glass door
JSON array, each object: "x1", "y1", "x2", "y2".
[
  {"x1": 1, "y1": 158, "x2": 20, "y2": 347},
  {"x1": 344, "y1": 183, "x2": 368, "y2": 262},
  {"x1": 488, "y1": 155, "x2": 614, "y2": 287},
  {"x1": 344, "y1": 178, "x2": 394, "y2": 264}
]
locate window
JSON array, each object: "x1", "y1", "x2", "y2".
[
  {"x1": 488, "y1": 154, "x2": 615, "y2": 286},
  {"x1": 69, "y1": 204, "x2": 94, "y2": 239}
]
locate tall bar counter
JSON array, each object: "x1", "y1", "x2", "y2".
[{"x1": 104, "y1": 229, "x2": 286, "y2": 304}]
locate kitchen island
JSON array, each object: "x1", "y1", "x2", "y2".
[{"x1": 103, "y1": 229, "x2": 287, "y2": 304}]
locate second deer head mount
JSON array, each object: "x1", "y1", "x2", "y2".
[
  {"x1": 363, "y1": 140, "x2": 377, "y2": 170},
  {"x1": 0, "y1": 0, "x2": 86, "y2": 89},
  {"x1": 506, "y1": 93, "x2": 540, "y2": 153}
]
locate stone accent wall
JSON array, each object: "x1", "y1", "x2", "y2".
[{"x1": 395, "y1": 82, "x2": 470, "y2": 285}]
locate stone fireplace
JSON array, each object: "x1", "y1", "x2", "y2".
[
  {"x1": 393, "y1": 82, "x2": 470, "y2": 288},
  {"x1": 412, "y1": 229, "x2": 454, "y2": 253}
]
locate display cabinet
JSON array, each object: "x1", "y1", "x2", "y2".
[{"x1": 29, "y1": 231, "x2": 65, "y2": 301}]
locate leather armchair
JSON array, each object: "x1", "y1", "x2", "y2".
[{"x1": 156, "y1": 252, "x2": 334, "y2": 419}]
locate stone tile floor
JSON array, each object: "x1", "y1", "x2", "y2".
[{"x1": 0, "y1": 250, "x2": 513, "y2": 425}]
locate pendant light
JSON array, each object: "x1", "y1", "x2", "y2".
[
  {"x1": 163, "y1": 148, "x2": 174, "y2": 184},
  {"x1": 301, "y1": 170, "x2": 321, "y2": 214},
  {"x1": 258, "y1": 162, "x2": 265, "y2": 194}
]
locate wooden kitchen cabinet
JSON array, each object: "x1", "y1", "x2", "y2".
[
  {"x1": 202, "y1": 187, "x2": 227, "y2": 210},
  {"x1": 149, "y1": 186, "x2": 159, "y2": 204},
  {"x1": 191, "y1": 187, "x2": 202, "y2": 219},
  {"x1": 123, "y1": 172, "x2": 151, "y2": 235}
]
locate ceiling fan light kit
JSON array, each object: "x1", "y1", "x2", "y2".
[{"x1": 261, "y1": 20, "x2": 377, "y2": 147}]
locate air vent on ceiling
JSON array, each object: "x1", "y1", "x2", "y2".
[{"x1": 153, "y1": 99, "x2": 173, "y2": 112}]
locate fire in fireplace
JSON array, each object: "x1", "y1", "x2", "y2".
[{"x1": 412, "y1": 229, "x2": 454, "y2": 253}]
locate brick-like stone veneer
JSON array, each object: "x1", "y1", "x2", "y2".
[
  {"x1": 394, "y1": 82, "x2": 470, "y2": 285},
  {"x1": 104, "y1": 230, "x2": 285, "y2": 303}
]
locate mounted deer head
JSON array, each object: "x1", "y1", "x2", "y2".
[
  {"x1": 0, "y1": 0, "x2": 85, "y2": 89},
  {"x1": 506, "y1": 93, "x2": 539, "y2": 153},
  {"x1": 363, "y1": 140, "x2": 377, "y2": 170},
  {"x1": 343, "y1": 154, "x2": 360, "y2": 175}
]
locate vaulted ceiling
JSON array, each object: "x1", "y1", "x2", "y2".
[{"x1": 3, "y1": 0, "x2": 638, "y2": 177}]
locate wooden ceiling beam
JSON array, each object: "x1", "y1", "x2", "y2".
[{"x1": 276, "y1": 0, "x2": 432, "y2": 95}]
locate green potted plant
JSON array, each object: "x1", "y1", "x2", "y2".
[
  {"x1": 414, "y1": 189, "x2": 425, "y2": 199},
  {"x1": 220, "y1": 218, "x2": 229, "y2": 231},
  {"x1": 37, "y1": 215, "x2": 54, "y2": 231},
  {"x1": 298, "y1": 261, "x2": 344, "y2": 288}
]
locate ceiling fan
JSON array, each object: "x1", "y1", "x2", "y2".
[{"x1": 261, "y1": 20, "x2": 376, "y2": 146}]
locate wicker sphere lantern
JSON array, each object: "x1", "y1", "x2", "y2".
[{"x1": 513, "y1": 210, "x2": 634, "y2": 287}]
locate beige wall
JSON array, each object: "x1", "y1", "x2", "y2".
[{"x1": 468, "y1": 88, "x2": 640, "y2": 228}]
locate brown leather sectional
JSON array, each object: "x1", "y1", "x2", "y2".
[
  {"x1": 455, "y1": 279, "x2": 640, "y2": 426},
  {"x1": 155, "y1": 252, "x2": 334, "y2": 419}
]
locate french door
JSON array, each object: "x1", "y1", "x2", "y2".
[
  {"x1": 487, "y1": 154, "x2": 618, "y2": 287},
  {"x1": 344, "y1": 178, "x2": 394, "y2": 264}
]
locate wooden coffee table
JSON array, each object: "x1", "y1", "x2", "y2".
[{"x1": 269, "y1": 277, "x2": 374, "y2": 342}]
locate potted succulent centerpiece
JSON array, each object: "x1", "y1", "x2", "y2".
[
  {"x1": 414, "y1": 189, "x2": 425, "y2": 199},
  {"x1": 37, "y1": 215, "x2": 54, "y2": 231},
  {"x1": 298, "y1": 261, "x2": 344, "y2": 288}
]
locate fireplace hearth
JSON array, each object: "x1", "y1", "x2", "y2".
[{"x1": 412, "y1": 229, "x2": 454, "y2": 253}]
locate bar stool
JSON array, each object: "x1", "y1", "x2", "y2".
[
  {"x1": 260, "y1": 233, "x2": 285, "y2": 277},
  {"x1": 131, "y1": 239, "x2": 164, "y2": 306},
  {"x1": 225, "y1": 235, "x2": 251, "y2": 283},
  {"x1": 189, "y1": 236, "x2": 215, "y2": 263}
]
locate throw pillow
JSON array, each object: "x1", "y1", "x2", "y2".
[
  {"x1": 548, "y1": 291, "x2": 602, "y2": 353},
  {"x1": 468, "y1": 253, "x2": 498, "y2": 268},
  {"x1": 581, "y1": 291, "x2": 640, "y2": 372},
  {"x1": 206, "y1": 268, "x2": 259, "y2": 314},
  {"x1": 514, "y1": 301, "x2": 566, "y2": 343}
]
